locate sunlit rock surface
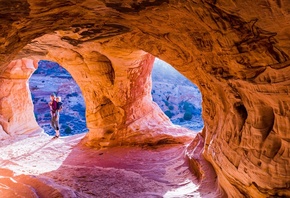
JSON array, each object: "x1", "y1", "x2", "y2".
[
  {"x1": 28, "y1": 59, "x2": 202, "y2": 136},
  {"x1": 0, "y1": 59, "x2": 41, "y2": 139},
  {"x1": 0, "y1": 133, "x2": 222, "y2": 198},
  {"x1": 0, "y1": 0, "x2": 290, "y2": 197}
]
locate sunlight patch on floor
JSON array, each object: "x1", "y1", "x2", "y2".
[
  {"x1": 0, "y1": 132, "x2": 83, "y2": 175},
  {"x1": 163, "y1": 179, "x2": 200, "y2": 197}
]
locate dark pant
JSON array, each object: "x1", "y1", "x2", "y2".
[{"x1": 51, "y1": 111, "x2": 59, "y2": 130}]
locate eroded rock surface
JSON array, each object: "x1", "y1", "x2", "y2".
[
  {"x1": 0, "y1": 58, "x2": 41, "y2": 139},
  {"x1": 0, "y1": 0, "x2": 289, "y2": 197}
]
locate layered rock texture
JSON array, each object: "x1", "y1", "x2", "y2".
[
  {"x1": 0, "y1": 59, "x2": 41, "y2": 139},
  {"x1": 1, "y1": 0, "x2": 290, "y2": 197},
  {"x1": 28, "y1": 59, "x2": 202, "y2": 136}
]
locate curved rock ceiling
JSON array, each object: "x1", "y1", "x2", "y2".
[{"x1": 0, "y1": 0, "x2": 289, "y2": 197}]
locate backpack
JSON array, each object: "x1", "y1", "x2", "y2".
[{"x1": 57, "y1": 102, "x2": 63, "y2": 111}]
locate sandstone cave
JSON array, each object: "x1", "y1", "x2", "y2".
[
  {"x1": 0, "y1": 1, "x2": 289, "y2": 197},
  {"x1": 29, "y1": 58, "x2": 202, "y2": 137}
]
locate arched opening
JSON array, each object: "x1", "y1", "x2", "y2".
[
  {"x1": 29, "y1": 60, "x2": 87, "y2": 136},
  {"x1": 1, "y1": 32, "x2": 204, "y2": 147},
  {"x1": 0, "y1": 36, "x2": 235, "y2": 197},
  {"x1": 0, "y1": 1, "x2": 288, "y2": 196},
  {"x1": 28, "y1": 57, "x2": 202, "y2": 138},
  {"x1": 152, "y1": 58, "x2": 203, "y2": 131},
  {"x1": 0, "y1": 51, "x2": 214, "y2": 197}
]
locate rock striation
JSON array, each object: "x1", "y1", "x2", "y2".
[
  {"x1": 0, "y1": 58, "x2": 41, "y2": 139},
  {"x1": 0, "y1": 0, "x2": 289, "y2": 197}
]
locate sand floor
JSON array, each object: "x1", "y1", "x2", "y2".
[{"x1": 0, "y1": 132, "x2": 219, "y2": 198}]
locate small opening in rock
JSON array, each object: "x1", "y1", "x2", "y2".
[
  {"x1": 152, "y1": 58, "x2": 203, "y2": 131},
  {"x1": 234, "y1": 103, "x2": 248, "y2": 121},
  {"x1": 29, "y1": 60, "x2": 88, "y2": 136}
]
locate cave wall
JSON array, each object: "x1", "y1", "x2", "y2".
[
  {"x1": 0, "y1": 0, "x2": 290, "y2": 197},
  {"x1": 18, "y1": 34, "x2": 192, "y2": 147},
  {"x1": 0, "y1": 59, "x2": 41, "y2": 139}
]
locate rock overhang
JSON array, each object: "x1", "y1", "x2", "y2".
[{"x1": 0, "y1": 0, "x2": 290, "y2": 197}]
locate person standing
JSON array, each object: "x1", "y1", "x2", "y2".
[
  {"x1": 49, "y1": 93, "x2": 59, "y2": 138},
  {"x1": 54, "y1": 96, "x2": 63, "y2": 137}
]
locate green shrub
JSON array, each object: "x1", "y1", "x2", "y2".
[
  {"x1": 181, "y1": 101, "x2": 202, "y2": 116},
  {"x1": 183, "y1": 111, "x2": 193, "y2": 120},
  {"x1": 182, "y1": 101, "x2": 191, "y2": 111},
  {"x1": 165, "y1": 110, "x2": 173, "y2": 118},
  {"x1": 162, "y1": 99, "x2": 169, "y2": 106},
  {"x1": 65, "y1": 126, "x2": 72, "y2": 134},
  {"x1": 34, "y1": 113, "x2": 38, "y2": 120}
]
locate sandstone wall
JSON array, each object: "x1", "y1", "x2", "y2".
[
  {"x1": 0, "y1": 59, "x2": 41, "y2": 139},
  {"x1": 19, "y1": 34, "x2": 192, "y2": 147},
  {"x1": 0, "y1": 0, "x2": 289, "y2": 197}
]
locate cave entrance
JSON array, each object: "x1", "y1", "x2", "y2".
[
  {"x1": 28, "y1": 57, "x2": 203, "y2": 138},
  {"x1": 29, "y1": 60, "x2": 87, "y2": 137},
  {"x1": 152, "y1": 58, "x2": 203, "y2": 131}
]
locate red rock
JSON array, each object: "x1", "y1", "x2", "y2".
[{"x1": 0, "y1": 1, "x2": 289, "y2": 197}]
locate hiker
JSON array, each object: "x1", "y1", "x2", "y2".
[
  {"x1": 49, "y1": 93, "x2": 60, "y2": 138},
  {"x1": 54, "y1": 96, "x2": 63, "y2": 138}
]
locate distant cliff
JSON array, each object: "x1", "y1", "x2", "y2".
[{"x1": 152, "y1": 58, "x2": 203, "y2": 130}]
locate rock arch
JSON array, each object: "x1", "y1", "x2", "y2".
[
  {"x1": 1, "y1": 1, "x2": 290, "y2": 197},
  {"x1": 11, "y1": 34, "x2": 193, "y2": 148}
]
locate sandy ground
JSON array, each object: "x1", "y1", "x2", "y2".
[{"x1": 0, "y1": 132, "x2": 220, "y2": 198}]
